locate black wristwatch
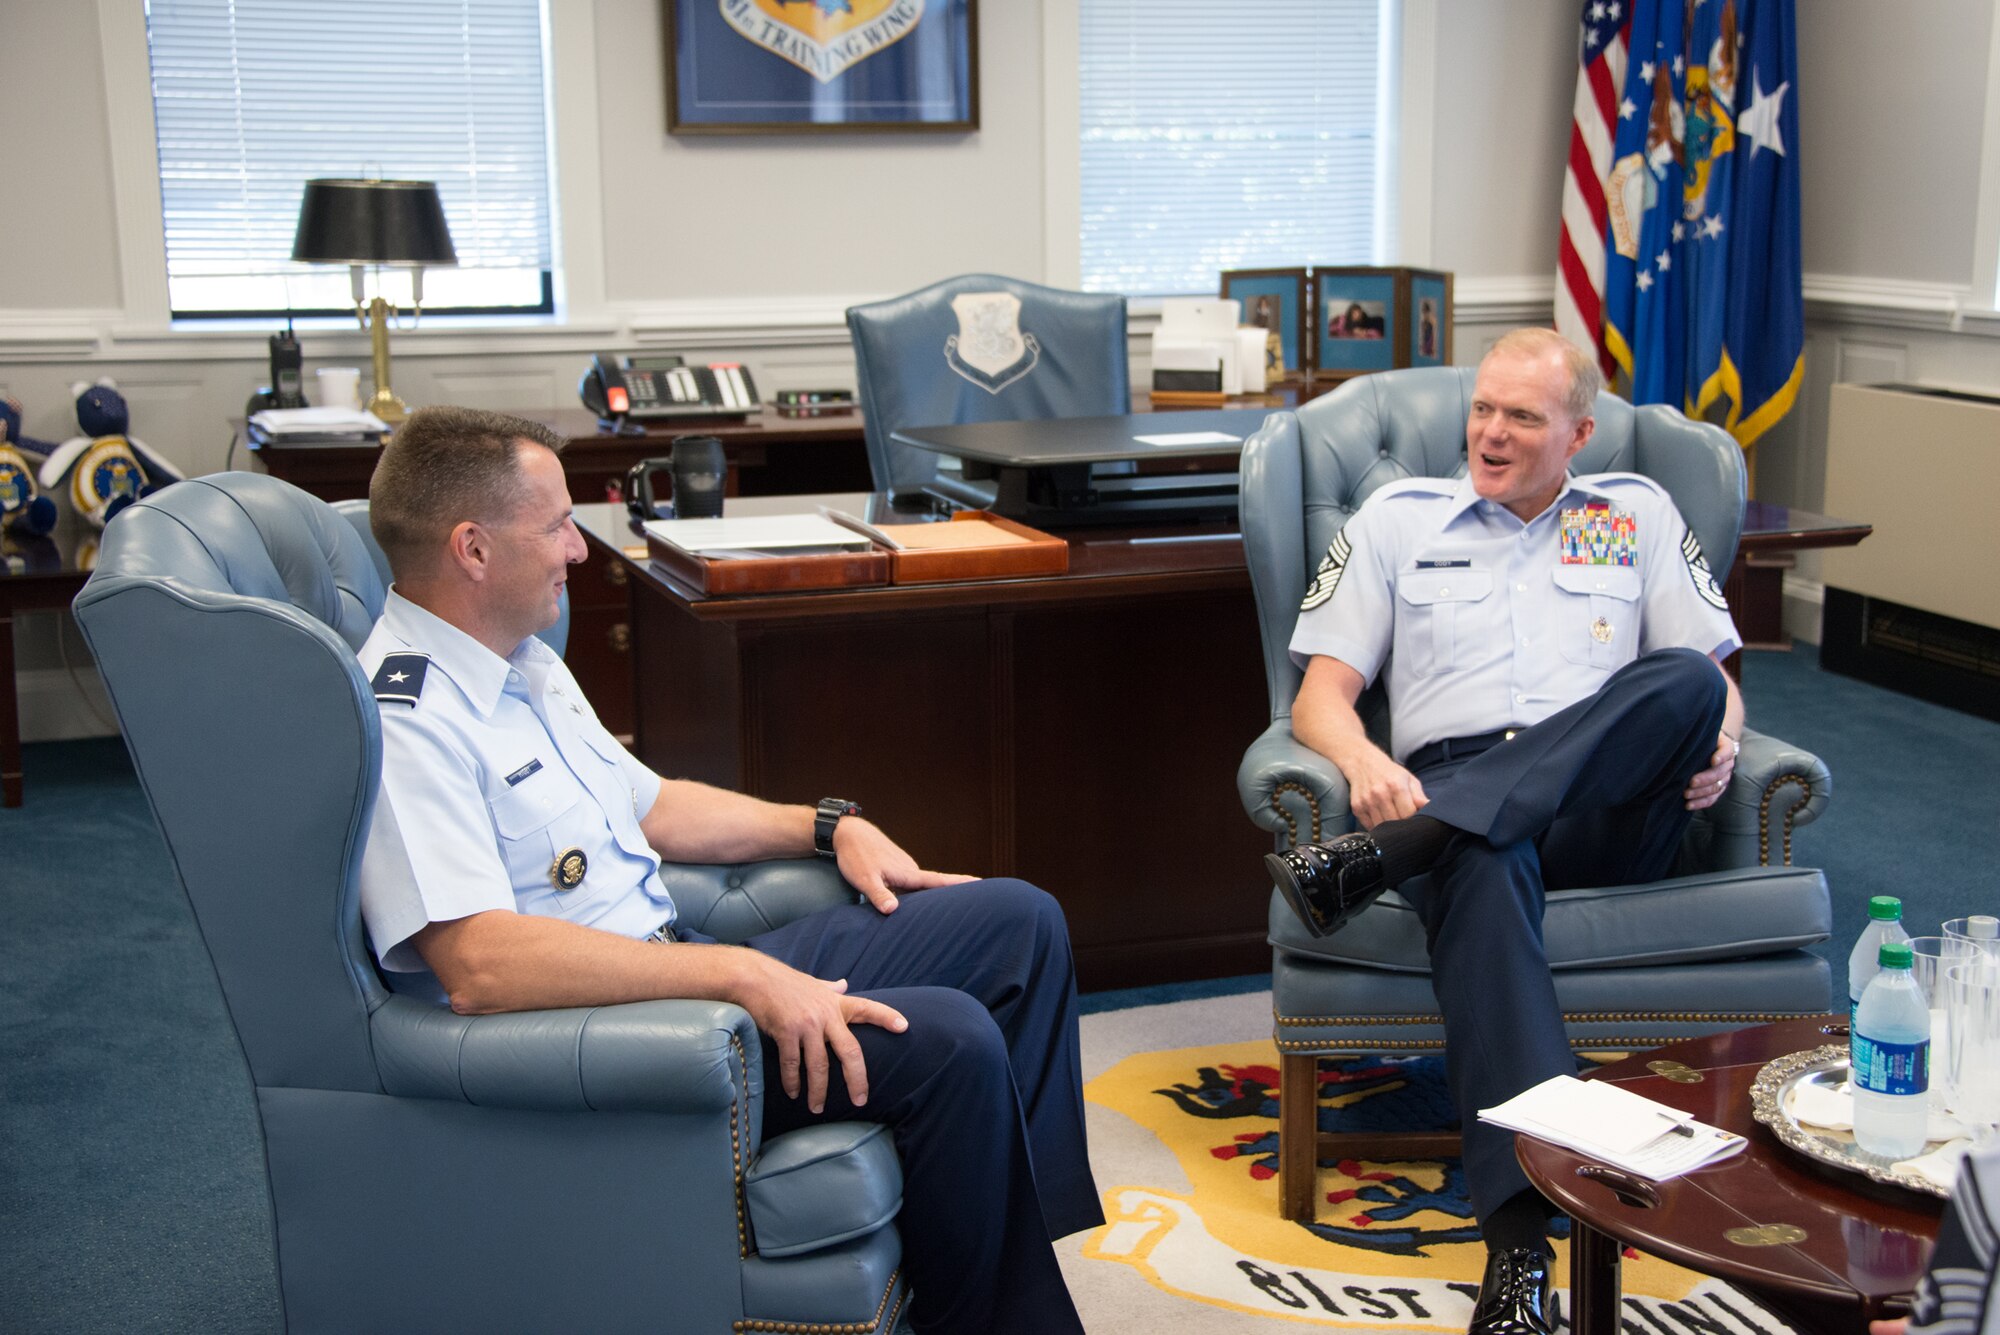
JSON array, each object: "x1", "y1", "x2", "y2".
[{"x1": 813, "y1": 798, "x2": 862, "y2": 859}]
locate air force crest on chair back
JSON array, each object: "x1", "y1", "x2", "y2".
[
  {"x1": 945, "y1": 292, "x2": 1043, "y2": 394},
  {"x1": 721, "y1": 0, "x2": 926, "y2": 84}
]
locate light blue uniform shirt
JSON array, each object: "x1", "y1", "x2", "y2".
[
  {"x1": 1288, "y1": 473, "x2": 1741, "y2": 764},
  {"x1": 358, "y1": 591, "x2": 668, "y2": 997}
]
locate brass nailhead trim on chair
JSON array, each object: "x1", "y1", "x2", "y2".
[
  {"x1": 1272, "y1": 1008, "x2": 1808, "y2": 1053},
  {"x1": 1759, "y1": 772, "x2": 1813, "y2": 867},
  {"x1": 734, "y1": 1267, "x2": 904, "y2": 1334},
  {"x1": 1269, "y1": 782, "x2": 1323, "y2": 846},
  {"x1": 731, "y1": 1033, "x2": 750, "y2": 1258}
]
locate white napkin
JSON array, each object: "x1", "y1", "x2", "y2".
[
  {"x1": 1787, "y1": 1080, "x2": 1854, "y2": 1130},
  {"x1": 1894, "y1": 1138, "x2": 1971, "y2": 1192}
]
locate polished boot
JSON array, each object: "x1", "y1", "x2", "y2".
[
  {"x1": 1466, "y1": 1247, "x2": 1553, "y2": 1335},
  {"x1": 1262, "y1": 832, "x2": 1386, "y2": 937}
]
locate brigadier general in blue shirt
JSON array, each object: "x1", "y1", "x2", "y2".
[
  {"x1": 354, "y1": 406, "x2": 1100, "y2": 1335},
  {"x1": 1267, "y1": 328, "x2": 1746, "y2": 1335}
]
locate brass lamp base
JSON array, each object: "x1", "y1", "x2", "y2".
[
  {"x1": 365, "y1": 294, "x2": 410, "y2": 424},
  {"x1": 369, "y1": 387, "x2": 409, "y2": 425}
]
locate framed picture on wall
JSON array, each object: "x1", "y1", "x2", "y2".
[
  {"x1": 665, "y1": 0, "x2": 980, "y2": 134},
  {"x1": 1315, "y1": 268, "x2": 1399, "y2": 378},
  {"x1": 1220, "y1": 268, "x2": 1308, "y2": 379}
]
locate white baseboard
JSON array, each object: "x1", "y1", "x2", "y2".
[
  {"x1": 1781, "y1": 575, "x2": 1825, "y2": 648},
  {"x1": 17, "y1": 666, "x2": 118, "y2": 742}
]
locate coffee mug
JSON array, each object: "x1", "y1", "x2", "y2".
[{"x1": 316, "y1": 367, "x2": 362, "y2": 410}]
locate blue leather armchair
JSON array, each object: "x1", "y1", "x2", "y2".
[
  {"x1": 1236, "y1": 368, "x2": 1836, "y2": 1221},
  {"x1": 74, "y1": 474, "x2": 911, "y2": 1333},
  {"x1": 846, "y1": 273, "x2": 1130, "y2": 491}
]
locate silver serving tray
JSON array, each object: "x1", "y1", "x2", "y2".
[{"x1": 1748, "y1": 1044, "x2": 1950, "y2": 1199}]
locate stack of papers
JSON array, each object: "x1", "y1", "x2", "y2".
[
  {"x1": 1480, "y1": 1076, "x2": 1747, "y2": 1181},
  {"x1": 247, "y1": 407, "x2": 389, "y2": 446},
  {"x1": 642, "y1": 513, "x2": 873, "y2": 560}
]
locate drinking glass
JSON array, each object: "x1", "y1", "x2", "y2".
[
  {"x1": 1944, "y1": 959, "x2": 2000, "y2": 1130},
  {"x1": 1942, "y1": 916, "x2": 2000, "y2": 958},
  {"x1": 1910, "y1": 937, "x2": 1977, "y2": 1109}
]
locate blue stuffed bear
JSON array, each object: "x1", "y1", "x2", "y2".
[
  {"x1": 0, "y1": 395, "x2": 60, "y2": 538},
  {"x1": 38, "y1": 380, "x2": 183, "y2": 527}
]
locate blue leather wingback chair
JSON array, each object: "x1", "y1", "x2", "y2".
[
  {"x1": 846, "y1": 273, "x2": 1130, "y2": 491},
  {"x1": 73, "y1": 474, "x2": 911, "y2": 1334},
  {"x1": 1235, "y1": 368, "x2": 1836, "y2": 1222}
]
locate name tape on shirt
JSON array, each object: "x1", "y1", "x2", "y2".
[
  {"x1": 505, "y1": 758, "x2": 544, "y2": 787},
  {"x1": 1300, "y1": 528, "x2": 1352, "y2": 611},
  {"x1": 370, "y1": 653, "x2": 430, "y2": 707}
]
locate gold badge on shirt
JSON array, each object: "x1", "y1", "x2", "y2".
[
  {"x1": 552, "y1": 847, "x2": 588, "y2": 891},
  {"x1": 1591, "y1": 616, "x2": 1614, "y2": 644}
]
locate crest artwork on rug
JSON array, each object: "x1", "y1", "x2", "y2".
[{"x1": 1081, "y1": 1039, "x2": 1799, "y2": 1331}]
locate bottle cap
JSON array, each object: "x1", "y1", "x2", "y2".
[
  {"x1": 1969, "y1": 915, "x2": 1999, "y2": 939},
  {"x1": 1867, "y1": 896, "x2": 1903, "y2": 921},
  {"x1": 1878, "y1": 941, "x2": 1913, "y2": 969}
]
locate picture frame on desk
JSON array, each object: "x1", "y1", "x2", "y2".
[
  {"x1": 1311, "y1": 266, "x2": 1455, "y2": 384},
  {"x1": 1219, "y1": 268, "x2": 1308, "y2": 380},
  {"x1": 664, "y1": 0, "x2": 979, "y2": 134},
  {"x1": 1315, "y1": 268, "x2": 1399, "y2": 379}
]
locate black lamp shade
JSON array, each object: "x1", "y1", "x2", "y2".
[{"x1": 291, "y1": 179, "x2": 457, "y2": 266}]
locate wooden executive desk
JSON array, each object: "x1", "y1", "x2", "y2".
[{"x1": 574, "y1": 499, "x2": 1274, "y2": 991}]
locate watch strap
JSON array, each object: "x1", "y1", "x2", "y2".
[{"x1": 814, "y1": 798, "x2": 861, "y2": 858}]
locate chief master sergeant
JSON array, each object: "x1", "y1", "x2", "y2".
[
  {"x1": 354, "y1": 406, "x2": 1100, "y2": 1335},
  {"x1": 1266, "y1": 328, "x2": 1746, "y2": 1335}
]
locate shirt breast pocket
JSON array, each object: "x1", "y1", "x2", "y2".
[
  {"x1": 1395, "y1": 569, "x2": 1492, "y2": 676},
  {"x1": 488, "y1": 771, "x2": 590, "y2": 911},
  {"x1": 1553, "y1": 566, "x2": 1643, "y2": 669}
]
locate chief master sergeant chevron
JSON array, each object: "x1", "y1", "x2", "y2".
[
  {"x1": 353, "y1": 405, "x2": 1100, "y2": 1335},
  {"x1": 1267, "y1": 328, "x2": 1746, "y2": 1335}
]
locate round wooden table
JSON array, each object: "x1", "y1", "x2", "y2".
[{"x1": 1517, "y1": 1017, "x2": 1944, "y2": 1334}]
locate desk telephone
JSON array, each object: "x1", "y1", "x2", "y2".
[{"x1": 580, "y1": 353, "x2": 760, "y2": 427}]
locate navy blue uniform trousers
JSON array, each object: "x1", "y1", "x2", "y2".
[
  {"x1": 1395, "y1": 648, "x2": 1728, "y2": 1223},
  {"x1": 695, "y1": 878, "x2": 1099, "y2": 1335}
]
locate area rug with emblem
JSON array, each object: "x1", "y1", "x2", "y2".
[{"x1": 1058, "y1": 991, "x2": 1800, "y2": 1334}]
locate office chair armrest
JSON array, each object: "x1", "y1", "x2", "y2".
[
  {"x1": 660, "y1": 859, "x2": 862, "y2": 945},
  {"x1": 372, "y1": 994, "x2": 762, "y2": 1117},
  {"x1": 1701, "y1": 728, "x2": 1832, "y2": 868},
  {"x1": 1238, "y1": 719, "x2": 1355, "y2": 847}
]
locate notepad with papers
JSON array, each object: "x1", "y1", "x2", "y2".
[
  {"x1": 642, "y1": 514, "x2": 873, "y2": 559},
  {"x1": 1479, "y1": 1076, "x2": 1747, "y2": 1181}
]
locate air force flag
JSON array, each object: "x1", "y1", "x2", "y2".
[{"x1": 1602, "y1": 0, "x2": 1802, "y2": 451}]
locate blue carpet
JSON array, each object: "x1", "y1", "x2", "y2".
[{"x1": 2, "y1": 646, "x2": 1993, "y2": 1331}]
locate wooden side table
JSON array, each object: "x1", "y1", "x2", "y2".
[
  {"x1": 2, "y1": 515, "x2": 98, "y2": 806},
  {"x1": 1518, "y1": 1018, "x2": 1942, "y2": 1334}
]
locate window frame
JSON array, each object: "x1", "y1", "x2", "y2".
[{"x1": 97, "y1": 0, "x2": 607, "y2": 335}]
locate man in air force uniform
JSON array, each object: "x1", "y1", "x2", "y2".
[
  {"x1": 1268, "y1": 329, "x2": 1745, "y2": 1335},
  {"x1": 356, "y1": 406, "x2": 1099, "y2": 1335}
]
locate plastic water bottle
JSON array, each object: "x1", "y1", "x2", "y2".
[
  {"x1": 1852, "y1": 942, "x2": 1931, "y2": 1160},
  {"x1": 1848, "y1": 896, "x2": 1910, "y2": 1032}
]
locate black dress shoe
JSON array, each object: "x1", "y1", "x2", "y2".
[
  {"x1": 1262, "y1": 832, "x2": 1387, "y2": 938},
  {"x1": 1467, "y1": 1247, "x2": 1553, "y2": 1335}
]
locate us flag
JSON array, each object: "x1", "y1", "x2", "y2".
[{"x1": 1556, "y1": 0, "x2": 1631, "y2": 375}]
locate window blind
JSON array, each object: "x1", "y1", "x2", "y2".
[
  {"x1": 1079, "y1": 0, "x2": 1388, "y2": 297},
  {"x1": 146, "y1": 0, "x2": 554, "y2": 317}
]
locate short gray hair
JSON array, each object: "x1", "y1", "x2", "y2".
[{"x1": 1486, "y1": 327, "x2": 1602, "y2": 421}]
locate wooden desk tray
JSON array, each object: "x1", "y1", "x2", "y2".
[
  {"x1": 856, "y1": 511, "x2": 1069, "y2": 585},
  {"x1": 645, "y1": 533, "x2": 890, "y2": 595}
]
